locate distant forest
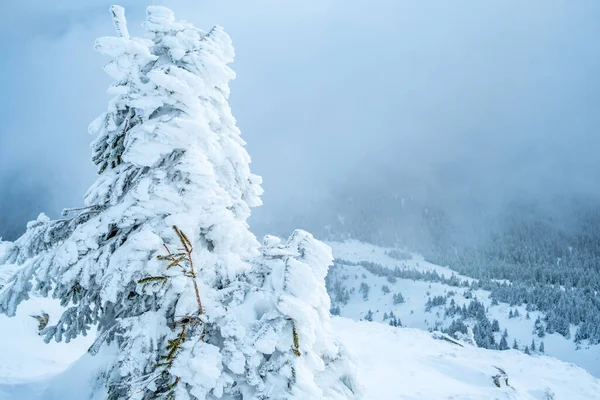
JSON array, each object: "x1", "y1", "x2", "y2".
[{"x1": 310, "y1": 192, "x2": 600, "y2": 345}]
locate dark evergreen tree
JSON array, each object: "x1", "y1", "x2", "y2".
[
  {"x1": 360, "y1": 282, "x2": 370, "y2": 301},
  {"x1": 514, "y1": 309, "x2": 521, "y2": 318},
  {"x1": 491, "y1": 319, "x2": 500, "y2": 332},
  {"x1": 498, "y1": 336, "x2": 509, "y2": 350},
  {"x1": 534, "y1": 316, "x2": 546, "y2": 338},
  {"x1": 393, "y1": 292, "x2": 405, "y2": 304}
]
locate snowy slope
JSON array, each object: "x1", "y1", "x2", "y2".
[
  {"x1": 326, "y1": 240, "x2": 600, "y2": 378},
  {"x1": 335, "y1": 317, "x2": 600, "y2": 400},
  {"x1": 1, "y1": 313, "x2": 599, "y2": 399},
  {"x1": 1, "y1": 240, "x2": 600, "y2": 399},
  {"x1": 331, "y1": 240, "x2": 474, "y2": 282}
]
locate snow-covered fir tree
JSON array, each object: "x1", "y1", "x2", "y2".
[
  {"x1": 534, "y1": 316, "x2": 546, "y2": 338},
  {"x1": 0, "y1": 6, "x2": 360, "y2": 400},
  {"x1": 491, "y1": 319, "x2": 500, "y2": 332},
  {"x1": 250, "y1": 233, "x2": 361, "y2": 398},
  {"x1": 388, "y1": 315, "x2": 401, "y2": 327},
  {"x1": 499, "y1": 329, "x2": 509, "y2": 350},
  {"x1": 455, "y1": 326, "x2": 476, "y2": 346}
]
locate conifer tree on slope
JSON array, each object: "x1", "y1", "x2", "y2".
[{"x1": 0, "y1": 6, "x2": 360, "y2": 400}]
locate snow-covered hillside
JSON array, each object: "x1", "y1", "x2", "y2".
[
  {"x1": 326, "y1": 240, "x2": 600, "y2": 378},
  {"x1": 2, "y1": 239, "x2": 600, "y2": 399},
  {"x1": 335, "y1": 318, "x2": 600, "y2": 399},
  {"x1": 1, "y1": 309, "x2": 599, "y2": 399}
]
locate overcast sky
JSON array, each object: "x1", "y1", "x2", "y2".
[{"x1": 1, "y1": 1, "x2": 599, "y2": 241}]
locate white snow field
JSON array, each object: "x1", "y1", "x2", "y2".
[
  {"x1": 1, "y1": 309, "x2": 599, "y2": 399},
  {"x1": 334, "y1": 317, "x2": 600, "y2": 400},
  {"x1": 1, "y1": 240, "x2": 600, "y2": 399}
]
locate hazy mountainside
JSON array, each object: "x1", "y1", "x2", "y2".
[
  {"x1": 271, "y1": 191, "x2": 600, "y2": 349},
  {"x1": 270, "y1": 190, "x2": 600, "y2": 334},
  {"x1": 325, "y1": 240, "x2": 600, "y2": 378}
]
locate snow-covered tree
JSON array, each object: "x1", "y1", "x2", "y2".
[
  {"x1": 359, "y1": 282, "x2": 369, "y2": 301},
  {"x1": 499, "y1": 329, "x2": 509, "y2": 350},
  {"x1": 388, "y1": 316, "x2": 401, "y2": 327},
  {"x1": 534, "y1": 315, "x2": 546, "y2": 338},
  {"x1": 0, "y1": 239, "x2": 16, "y2": 288},
  {"x1": 247, "y1": 232, "x2": 361, "y2": 398},
  {"x1": 491, "y1": 319, "x2": 500, "y2": 332},
  {"x1": 393, "y1": 292, "x2": 405, "y2": 304},
  {"x1": 455, "y1": 326, "x2": 476, "y2": 346},
  {"x1": 0, "y1": 6, "x2": 359, "y2": 400}
]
